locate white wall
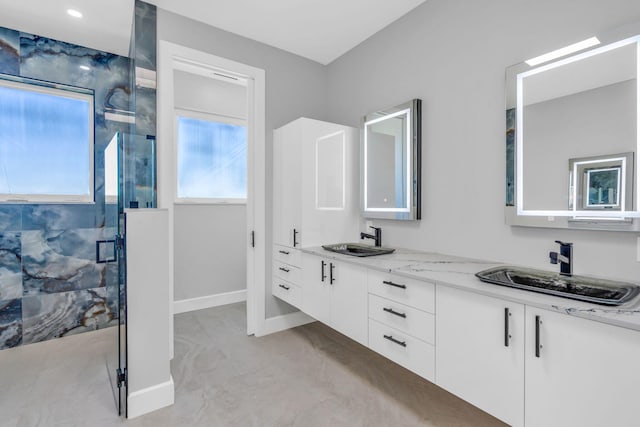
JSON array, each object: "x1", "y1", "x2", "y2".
[
  {"x1": 326, "y1": 0, "x2": 640, "y2": 282},
  {"x1": 172, "y1": 70, "x2": 248, "y2": 303},
  {"x1": 157, "y1": 8, "x2": 329, "y2": 317}
]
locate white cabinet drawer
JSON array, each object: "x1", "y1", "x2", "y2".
[
  {"x1": 369, "y1": 294, "x2": 435, "y2": 344},
  {"x1": 369, "y1": 319, "x2": 435, "y2": 381},
  {"x1": 273, "y1": 260, "x2": 301, "y2": 284},
  {"x1": 367, "y1": 270, "x2": 435, "y2": 314},
  {"x1": 273, "y1": 245, "x2": 301, "y2": 267},
  {"x1": 272, "y1": 278, "x2": 302, "y2": 309}
]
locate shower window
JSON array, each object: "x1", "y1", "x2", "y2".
[
  {"x1": 0, "y1": 74, "x2": 94, "y2": 203},
  {"x1": 175, "y1": 109, "x2": 247, "y2": 202}
]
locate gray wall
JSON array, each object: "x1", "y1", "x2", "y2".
[
  {"x1": 523, "y1": 79, "x2": 636, "y2": 210},
  {"x1": 326, "y1": 0, "x2": 640, "y2": 282},
  {"x1": 157, "y1": 8, "x2": 329, "y2": 316},
  {"x1": 173, "y1": 204, "x2": 246, "y2": 300}
]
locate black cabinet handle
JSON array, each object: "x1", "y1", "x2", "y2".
[
  {"x1": 535, "y1": 315, "x2": 541, "y2": 358},
  {"x1": 321, "y1": 261, "x2": 327, "y2": 282},
  {"x1": 383, "y1": 334, "x2": 407, "y2": 347},
  {"x1": 278, "y1": 267, "x2": 290, "y2": 273},
  {"x1": 330, "y1": 263, "x2": 335, "y2": 284},
  {"x1": 293, "y1": 228, "x2": 299, "y2": 247},
  {"x1": 278, "y1": 284, "x2": 290, "y2": 291},
  {"x1": 383, "y1": 307, "x2": 407, "y2": 318},
  {"x1": 382, "y1": 280, "x2": 406, "y2": 289},
  {"x1": 504, "y1": 307, "x2": 511, "y2": 347},
  {"x1": 279, "y1": 250, "x2": 290, "y2": 255}
]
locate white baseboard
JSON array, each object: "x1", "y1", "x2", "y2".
[
  {"x1": 256, "y1": 311, "x2": 316, "y2": 337},
  {"x1": 127, "y1": 376, "x2": 175, "y2": 419},
  {"x1": 174, "y1": 289, "x2": 247, "y2": 314}
]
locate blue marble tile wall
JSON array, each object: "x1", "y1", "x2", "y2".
[
  {"x1": 506, "y1": 108, "x2": 515, "y2": 206},
  {"x1": 134, "y1": 0, "x2": 157, "y2": 140},
  {"x1": 0, "y1": 27, "x2": 133, "y2": 349}
]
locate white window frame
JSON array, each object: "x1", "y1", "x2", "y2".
[
  {"x1": 0, "y1": 76, "x2": 95, "y2": 204},
  {"x1": 174, "y1": 107, "x2": 248, "y2": 205}
]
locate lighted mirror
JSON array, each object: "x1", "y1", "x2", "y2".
[
  {"x1": 505, "y1": 29, "x2": 640, "y2": 230},
  {"x1": 362, "y1": 99, "x2": 421, "y2": 220}
]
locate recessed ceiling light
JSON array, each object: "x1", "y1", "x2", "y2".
[
  {"x1": 79, "y1": 65, "x2": 90, "y2": 71},
  {"x1": 67, "y1": 9, "x2": 83, "y2": 18},
  {"x1": 525, "y1": 37, "x2": 600, "y2": 66}
]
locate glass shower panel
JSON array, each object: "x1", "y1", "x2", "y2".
[{"x1": 105, "y1": 132, "x2": 156, "y2": 417}]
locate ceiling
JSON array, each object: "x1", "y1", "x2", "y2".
[{"x1": 0, "y1": 0, "x2": 426, "y2": 64}]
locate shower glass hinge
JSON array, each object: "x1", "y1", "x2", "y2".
[
  {"x1": 116, "y1": 368, "x2": 127, "y2": 388},
  {"x1": 115, "y1": 235, "x2": 125, "y2": 251}
]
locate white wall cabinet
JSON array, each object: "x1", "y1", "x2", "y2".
[
  {"x1": 273, "y1": 123, "x2": 302, "y2": 248},
  {"x1": 435, "y1": 286, "x2": 525, "y2": 427},
  {"x1": 302, "y1": 253, "x2": 368, "y2": 346},
  {"x1": 524, "y1": 306, "x2": 640, "y2": 427},
  {"x1": 272, "y1": 117, "x2": 359, "y2": 250}
]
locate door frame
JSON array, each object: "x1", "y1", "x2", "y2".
[{"x1": 157, "y1": 41, "x2": 265, "y2": 353}]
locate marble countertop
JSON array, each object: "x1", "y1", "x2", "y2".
[{"x1": 300, "y1": 246, "x2": 640, "y2": 332}]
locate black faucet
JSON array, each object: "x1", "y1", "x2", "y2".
[
  {"x1": 549, "y1": 240, "x2": 572, "y2": 276},
  {"x1": 360, "y1": 226, "x2": 382, "y2": 247}
]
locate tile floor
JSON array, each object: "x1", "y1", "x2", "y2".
[{"x1": 0, "y1": 303, "x2": 506, "y2": 427}]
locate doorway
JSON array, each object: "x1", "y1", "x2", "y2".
[{"x1": 158, "y1": 42, "x2": 266, "y2": 353}]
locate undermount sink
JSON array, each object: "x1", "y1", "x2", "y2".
[
  {"x1": 322, "y1": 243, "x2": 395, "y2": 257},
  {"x1": 476, "y1": 266, "x2": 640, "y2": 306}
]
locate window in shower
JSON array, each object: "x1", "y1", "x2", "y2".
[
  {"x1": 175, "y1": 109, "x2": 247, "y2": 202},
  {"x1": 0, "y1": 74, "x2": 94, "y2": 203}
]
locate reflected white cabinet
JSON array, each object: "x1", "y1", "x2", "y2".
[
  {"x1": 272, "y1": 118, "x2": 359, "y2": 249},
  {"x1": 436, "y1": 286, "x2": 525, "y2": 427},
  {"x1": 524, "y1": 307, "x2": 640, "y2": 427},
  {"x1": 302, "y1": 253, "x2": 368, "y2": 346}
]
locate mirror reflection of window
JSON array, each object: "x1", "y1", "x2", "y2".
[{"x1": 586, "y1": 167, "x2": 620, "y2": 207}]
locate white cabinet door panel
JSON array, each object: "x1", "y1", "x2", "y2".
[
  {"x1": 436, "y1": 286, "x2": 525, "y2": 427},
  {"x1": 330, "y1": 261, "x2": 368, "y2": 346},
  {"x1": 525, "y1": 307, "x2": 640, "y2": 427}
]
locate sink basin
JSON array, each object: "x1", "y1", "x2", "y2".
[
  {"x1": 476, "y1": 266, "x2": 640, "y2": 306},
  {"x1": 322, "y1": 243, "x2": 395, "y2": 257}
]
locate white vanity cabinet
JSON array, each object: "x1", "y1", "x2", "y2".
[
  {"x1": 524, "y1": 307, "x2": 640, "y2": 427},
  {"x1": 301, "y1": 253, "x2": 368, "y2": 346},
  {"x1": 435, "y1": 286, "x2": 525, "y2": 427},
  {"x1": 436, "y1": 285, "x2": 640, "y2": 427},
  {"x1": 367, "y1": 270, "x2": 436, "y2": 381}
]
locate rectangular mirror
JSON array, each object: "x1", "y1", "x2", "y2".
[
  {"x1": 505, "y1": 26, "x2": 640, "y2": 231},
  {"x1": 362, "y1": 99, "x2": 421, "y2": 220}
]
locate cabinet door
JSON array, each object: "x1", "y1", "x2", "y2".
[
  {"x1": 436, "y1": 286, "x2": 525, "y2": 427},
  {"x1": 273, "y1": 123, "x2": 302, "y2": 247},
  {"x1": 525, "y1": 307, "x2": 640, "y2": 427},
  {"x1": 301, "y1": 254, "x2": 330, "y2": 324},
  {"x1": 330, "y1": 261, "x2": 368, "y2": 346},
  {"x1": 301, "y1": 121, "x2": 359, "y2": 246}
]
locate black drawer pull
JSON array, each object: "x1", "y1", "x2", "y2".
[
  {"x1": 382, "y1": 280, "x2": 406, "y2": 289},
  {"x1": 535, "y1": 315, "x2": 542, "y2": 358},
  {"x1": 279, "y1": 267, "x2": 290, "y2": 273},
  {"x1": 383, "y1": 307, "x2": 407, "y2": 318},
  {"x1": 504, "y1": 307, "x2": 511, "y2": 347},
  {"x1": 278, "y1": 284, "x2": 290, "y2": 291},
  {"x1": 279, "y1": 250, "x2": 290, "y2": 255},
  {"x1": 383, "y1": 334, "x2": 406, "y2": 347},
  {"x1": 321, "y1": 260, "x2": 327, "y2": 282}
]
